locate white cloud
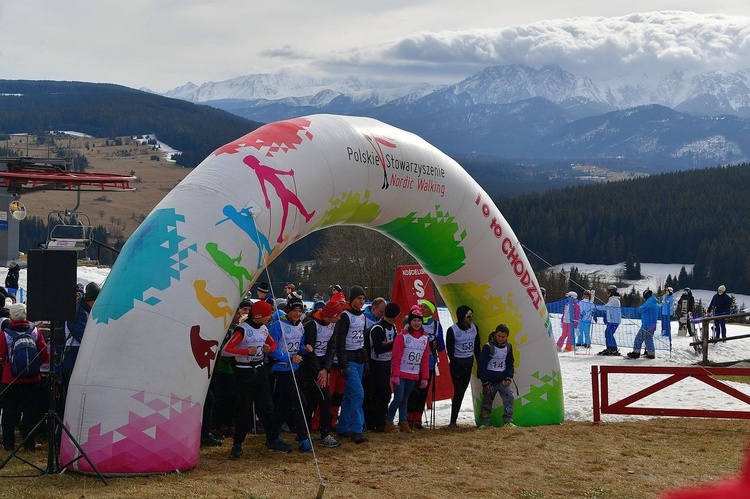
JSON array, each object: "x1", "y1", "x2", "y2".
[
  {"x1": 1, "y1": 3, "x2": 750, "y2": 91},
  {"x1": 317, "y1": 11, "x2": 750, "y2": 85}
]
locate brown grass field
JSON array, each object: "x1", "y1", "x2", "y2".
[
  {"x1": 5, "y1": 133, "x2": 191, "y2": 241},
  {"x1": 0, "y1": 418, "x2": 748, "y2": 498}
]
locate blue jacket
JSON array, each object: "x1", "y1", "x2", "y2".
[
  {"x1": 268, "y1": 317, "x2": 306, "y2": 372},
  {"x1": 639, "y1": 296, "x2": 660, "y2": 328},
  {"x1": 660, "y1": 294, "x2": 674, "y2": 316}
]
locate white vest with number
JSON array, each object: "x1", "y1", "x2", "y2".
[
  {"x1": 313, "y1": 320, "x2": 335, "y2": 357},
  {"x1": 370, "y1": 323, "x2": 396, "y2": 361},
  {"x1": 279, "y1": 319, "x2": 304, "y2": 357},
  {"x1": 344, "y1": 310, "x2": 366, "y2": 351},
  {"x1": 399, "y1": 333, "x2": 428, "y2": 375},
  {"x1": 423, "y1": 320, "x2": 437, "y2": 342},
  {"x1": 453, "y1": 323, "x2": 477, "y2": 359},
  {"x1": 487, "y1": 343, "x2": 509, "y2": 372},
  {"x1": 235, "y1": 323, "x2": 269, "y2": 363}
]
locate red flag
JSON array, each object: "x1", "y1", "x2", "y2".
[{"x1": 390, "y1": 265, "x2": 454, "y2": 403}]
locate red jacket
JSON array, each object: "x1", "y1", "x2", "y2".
[{"x1": 0, "y1": 321, "x2": 50, "y2": 384}]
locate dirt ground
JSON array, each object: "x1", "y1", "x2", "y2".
[{"x1": 0, "y1": 418, "x2": 748, "y2": 498}]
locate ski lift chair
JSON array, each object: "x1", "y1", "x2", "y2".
[{"x1": 46, "y1": 209, "x2": 93, "y2": 251}]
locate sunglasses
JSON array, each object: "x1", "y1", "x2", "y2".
[{"x1": 465, "y1": 313, "x2": 474, "y2": 318}]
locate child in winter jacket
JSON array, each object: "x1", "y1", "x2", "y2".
[
  {"x1": 477, "y1": 324, "x2": 515, "y2": 427},
  {"x1": 385, "y1": 305, "x2": 430, "y2": 433}
]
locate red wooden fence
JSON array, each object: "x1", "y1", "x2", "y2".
[{"x1": 591, "y1": 365, "x2": 750, "y2": 424}]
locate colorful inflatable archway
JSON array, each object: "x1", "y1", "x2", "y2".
[{"x1": 61, "y1": 115, "x2": 563, "y2": 475}]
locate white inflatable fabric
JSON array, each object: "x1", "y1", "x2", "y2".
[{"x1": 61, "y1": 115, "x2": 563, "y2": 475}]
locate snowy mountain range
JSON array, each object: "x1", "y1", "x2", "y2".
[
  {"x1": 165, "y1": 64, "x2": 750, "y2": 117},
  {"x1": 162, "y1": 64, "x2": 750, "y2": 168}
]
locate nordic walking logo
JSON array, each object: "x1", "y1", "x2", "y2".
[
  {"x1": 346, "y1": 134, "x2": 398, "y2": 190},
  {"x1": 213, "y1": 118, "x2": 314, "y2": 157}
]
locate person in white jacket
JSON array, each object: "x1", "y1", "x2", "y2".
[{"x1": 597, "y1": 285, "x2": 622, "y2": 356}]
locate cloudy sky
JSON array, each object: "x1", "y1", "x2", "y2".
[{"x1": 1, "y1": 2, "x2": 749, "y2": 92}]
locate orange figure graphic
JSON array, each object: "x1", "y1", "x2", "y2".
[
  {"x1": 243, "y1": 155, "x2": 315, "y2": 243},
  {"x1": 193, "y1": 280, "x2": 234, "y2": 330}
]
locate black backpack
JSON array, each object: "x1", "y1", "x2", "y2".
[{"x1": 5, "y1": 327, "x2": 41, "y2": 378}]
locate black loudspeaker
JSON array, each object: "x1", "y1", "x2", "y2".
[{"x1": 27, "y1": 250, "x2": 78, "y2": 321}]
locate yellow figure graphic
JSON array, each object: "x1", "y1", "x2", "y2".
[{"x1": 193, "y1": 280, "x2": 233, "y2": 330}]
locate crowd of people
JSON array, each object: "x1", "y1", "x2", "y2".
[
  {"x1": 0, "y1": 269, "x2": 519, "y2": 457},
  {"x1": 201, "y1": 282, "x2": 516, "y2": 457},
  {"x1": 0, "y1": 268, "x2": 100, "y2": 452},
  {"x1": 1, "y1": 263, "x2": 739, "y2": 459},
  {"x1": 551, "y1": 282, "x2": 735, "y2": 360}
]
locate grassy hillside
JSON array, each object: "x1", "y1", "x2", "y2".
[
  {"x1": 9, "y1": 133, "x2": 190, "y2": 242},
  {"x1": 0, "y1": 80, "x2": 261, "y2": 167}
]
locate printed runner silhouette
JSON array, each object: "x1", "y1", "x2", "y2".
[{"x1": 243, "y1": 155, "x2": 315, "y2": 243}]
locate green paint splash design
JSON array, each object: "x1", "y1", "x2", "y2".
[
  {"x1": 473, "y1": 370, "x2": 564, "y2": 427},
  {"x1": 310, "y1": 189, "x2": 381, "y2": 230},
  {"x1": 376, "y1": 205, "x2": 466, "y2": 276},
  {"x1": 442, "y1": 281, "x2": 564, "y2": 426}
]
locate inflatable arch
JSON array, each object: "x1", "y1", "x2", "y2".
[{"x1": 61, "y1": 114, "x2": 563, "y2": 475}]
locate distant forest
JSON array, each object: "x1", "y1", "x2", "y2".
[
  {"x1": 496, "y1": 163, "x2": 750, "y2": 294},
  {"x1": 0, "y1": 80, "x2": 261, "y2": 167}
]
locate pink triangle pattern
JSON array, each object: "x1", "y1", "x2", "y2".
[{"x1": 60, "y1": 391, "x2": 202, "y2": 475}]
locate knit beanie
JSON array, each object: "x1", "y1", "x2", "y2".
[
  {"x1": 9, "y1": 302, "x2": 26, "y2": 321},
  {"x1": 286, "y1": 295, "x2": 304, "y2": 312},
  {"x1": 418, "y1": 299, "x2": 436, "y2": 316},
  {"x1": 84, "y1": 282, "x2": 100, "y2": 301},
  {"x1": 348, "y1": 285, "x2": 366, "y2": 302},
  {"x1": 456, "y1": 305, "x2": 472, "y2": 323},
  {"x1": 321, "y1": 300, "x2": 344, "y2": 319},
  {"x1": 407, "y1": 304, "x2": 423, "y2": 324},
  {"x1": 251, "y1": 300, "x2": 273, "y2": 319},
  {"x1": 384, "y1": 302, "x2": 400, "y2": 319},
  {"x1": 256, "y1": 282, "x2": 270, "y2": 293}
]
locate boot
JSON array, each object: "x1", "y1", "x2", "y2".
[
  {"x1": 384, "y1": 421, "x2": 399, "y2": 434},
  {"x1": 399, "y1": 421, "x2": 413, "y2": 433}
]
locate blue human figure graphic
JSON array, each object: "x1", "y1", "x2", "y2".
[{"x1": 216, "y1": 205, "x2": 272, "y2": 269}]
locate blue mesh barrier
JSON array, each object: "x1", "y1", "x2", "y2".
[{"x1": 547, "y1": 298, "x2": 672, "y2": 352}]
